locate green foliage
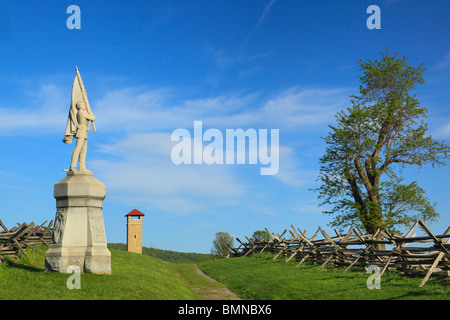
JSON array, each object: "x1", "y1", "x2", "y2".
[
  {"x1": 251, "y1": 230, "x2": 270, "y2": 242},
  {"x1": 107, "y1": 243, "x2": 214, "y2": 264},
  {"x1": 314, "y1": 49, "x2": 450, "y2": 234},
  {"x1": 211, "y1": 232, "x2": 234, "y2": 257}
]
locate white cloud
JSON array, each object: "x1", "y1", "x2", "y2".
[
  {"x1": 0, "y1": 77, "x2": 350, "y2": 136},
  {"x1": 256, "y1": 87, "x2": 350, "y2": 129},
  {"x1": 175, "y1": 86, "x2": 349, "y2": 130},
  {"x1": 257, "y1": 0, "x2": 278, "y2": 29},
  {"x1": 0, "y1": 79, "x2": 348, "y2": 213},
  {"x1": 275, "y1": 146, "x2": 316, "y2": 187},
  {"x1": 293, "y1": 203, "x2": 323, "y2": 216},
  {"x1": 90, "y1": 132, "x2": 248, "y2": 214},
  {"x1": 88, "y1": 128, "x2": 317, "y2": 215},
  {"x1": 434, "y1": 122, "x2": 450, "y2": 138},
  {"x1": 430, "y1": 49, "x2": 450, "y2": 73},
  {"x1": 0, "y1": 84, "x2": 67, "y2": 134},
  {"x1": 92, "y1": 87, "x2": 176, "y2": 132},
  {"x1": 244, "y1": 0, "x2": 278, "y2": 44}
]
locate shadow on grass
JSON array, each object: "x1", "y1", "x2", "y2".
[
  {"x1": 4, "y1": 259, "x2": 45, "y2": 273},
  {"x1": 385, "y1": 291, "x2": 427, "y2": 300}
]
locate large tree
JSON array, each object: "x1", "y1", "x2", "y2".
[{"x1": 315, "y1": 50, "x2": 449, "y2": 235}]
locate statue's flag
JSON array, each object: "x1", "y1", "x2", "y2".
[{"x1": 63, "y1": 67, "x2": 95, "y2": 144}]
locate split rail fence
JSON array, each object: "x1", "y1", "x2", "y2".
[
  {"x1": 229, "y1": 220, "x2": 450, "y2": 287},
  {"x1": 0, "y1": 219, "x2": 53, "y2": 263}
]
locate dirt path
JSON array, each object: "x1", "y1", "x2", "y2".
[{"x1": 192, "y1": 267, "x2": 242, "y2": 300}]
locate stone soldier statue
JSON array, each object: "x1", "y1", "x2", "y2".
[
  {"x1": 69, "y1": 99, "x2": 95, "y2": 171},
  {"x1": 46, "y1": 66, "x2": 110, "y2": 274},
  {"x1": 63, "y1": 67, "x2": 96, "y2": 172}
]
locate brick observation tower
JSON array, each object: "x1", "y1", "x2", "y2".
[{"x1": 125, "y1": 209, "x2": 145, "y2": 254}]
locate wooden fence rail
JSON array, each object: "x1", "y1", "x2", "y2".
[
  {"x1": 0, "y1": 219, "x2": 53, "y2": 263},
  {"x1": 229, "y1": 220, "x2": 450, "y2": 287}
]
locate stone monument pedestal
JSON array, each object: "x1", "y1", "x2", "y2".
[{"x1": 45, "y1": 170, "x2": 111, "y2": 274}]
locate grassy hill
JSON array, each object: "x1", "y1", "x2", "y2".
[
  {"x1": 0, "y1": 246, "x2": 229, "y2": 300},
  {"x1": 108, "y1": 243, "x2": 214, "y2": 264}
]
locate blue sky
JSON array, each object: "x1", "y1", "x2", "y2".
[{"x1": 0, "y1": 0, "x2": 449, "y2": 253}]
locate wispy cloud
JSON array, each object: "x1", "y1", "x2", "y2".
[
  {"x1": 90, "y1": 132, "x2": 248, "y2": 214},
  {"x1": 0, "y1": 78, "x2": 350, "y2": 215},
  {"x1": 434, "y1": 122, "x2": 450, "y2": 139},
  {"x1": 0, "y1": 84, "x2": 67, "y2": 134},
  {"x1": 243, "y1": 0, "x2": 278, "y2": 44},
  {"x1": 255, "y1": 87, "x2": 350, "y2": 129},
  {"x1": 275, "y1": 146, "x2": 317, "y2": 187},
  {"x1": 205, "y1": 47, "x2": 272, "y2": 85},
  {"x1": 256, "y1": 0, "x2": 278, "y2": 29},
  {"x1": 89, "y1": 131, "x2": 315, "y2": 215},
  {"x1": 433, "y1": 49, "x2": 450, "y2": 72},
  {"x1": 88, "y1": 84, "x2": 348, "y2": 212},
  {"x1": 427, "y1": 49, "x2": 450, "y2": 84},
  {"x1": 0, "y1": 79, "x2": 350, "y2": 135}
]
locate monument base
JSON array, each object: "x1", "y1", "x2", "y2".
[
  {"x1": 45, "y1": 170, "x2": 111, "y2": 274},
  {"x1": 45, "y1": 246, "x2": 111, "y2": 274}
]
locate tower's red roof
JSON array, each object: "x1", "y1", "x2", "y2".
[{"x1": 125, "y1": 209, "x2": 145, "y2": 217}]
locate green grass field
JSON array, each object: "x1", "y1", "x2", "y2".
[
  {"x1": 198, "y1": 253, "x2": 450, "y2": 300},
  {"x1": 1, "y1": 247, "x2": 448, "y2": 300},
  {"x1": 0, "y1": 246, "x2": 225, "y2": 300}
]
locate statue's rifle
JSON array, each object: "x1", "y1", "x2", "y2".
[{"x1": 75, "y1": 66, "x2": 96, "y2": 133}]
